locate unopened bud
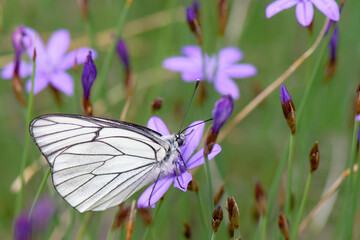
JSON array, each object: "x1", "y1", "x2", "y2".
[
  {"x1": 212, "y1": 206, "x2": 223, "y2": 233},
  {"x1": 218, "y1": 0, "x2": 228, "y2": 36},
  {"x1": 356, "y1": 84, "x2": 360, "y2": 115},
  {"x1": 254, "y1": 181, "x2": 266, "y2": 216},
  {"x1": 214, "y1": 183, "x2": 225, "y2": 206},
  {"x1": 309, "y1": 141, "x2": 319, "y2": 173},
  {"x1": 324, "y1": 26, "x2": 338, "y2": 82},
  {"x1": 151, "y1": 98, "x2": 163, "y2": 112},
  {"x1": 280, "y1": 85, "x2": 296, "y2": 135},
  {"x1": 183, "y1": 222, "x2": 191, "y2": 239},
  {"x1": 278, "y1": 212, "x2": 290, "y2": 240},
  {"x1": 226, "y1": 197, "x2": 239, "y2": 229},
  {"x1": 186, "y1": 7, "x2": 202, "y2": 45},
  {"x1": 11, "y1": 73, "x2": 26, "y2": 106}
]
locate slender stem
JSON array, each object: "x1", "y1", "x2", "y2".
[
  {"x1": 211, "y1": 232, "x2": 216, "y2": 240},
  {"x1": 343, "y1": 119, "x2": 359, "y2": 239},
  {"x1": 64, "y1": 210, "x2": 76, "y2": 240},
  {"x1": 29, "y1": 168, "x2": 51, "y2": 216},
  {"x1": 75, "y1": 212, "x2": 92, "y2": 240},
  {"x1": 93, "y1": 0, "x2": 133, "y2": 101},
  {"x1": 15, "y1": 53, "x2": 36, "y2": 216},
  {"x1": 292, "y1": 172, "x2": 313, "y2": 239},
  {"x1": 142, "y1": 200, "x2": 163, "y2": 240},
  {"x1": 203, "y1": 156, "x2": 214, "y2": 218},
  {"x1": 259, "y1": 216, "x2": 266, "y2": 240},
  {"x1": 284, "y1": 134, "x2": 295, "y2": 216},
  {"x1": 195, "y1": 191, "x2": 210, "y2": 239}
]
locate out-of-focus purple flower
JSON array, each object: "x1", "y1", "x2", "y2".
[
  {"x1": 163, "y1": 46, "x2": 256, "y2": 100},
  {"x1": 212, "y1": 95, "x2": 234, "y2": 134},
  {"x1": 14, "y1": 196, "x2": 56, "y2": 240},
  {"x1": 12, "y1": 25, "x2": 26, "y2": 74},
  {"x1": 266, "y1": 0, "x2": 340, "y2": 27},
  {"x1": 82, "y1": 51, "x2": 97, "y2": 100},
  {"x1": 192, "y1": 0, "x2": 200, "y2": 16},
  {"x1": 137, "y1": 116, "x2": 222, "y2": 208},
  {"x1": 186, "y1": 7, "x2": 202, "y2": 44},
  {"x1": 280, "y1": 85, "x2": 296, "y2": 135},
  {"x1": 14, "y1": 213, "x2": 32, "y2": 240},
  {"x1": 324, "y1": 25, "x2": 338, "y2": 82},
  {"x1": 116, "y1": 38, "x2": 130, "y2": 72},
  {"x1": 1, "y1": 27, "x2": 97, "y2": 96}
]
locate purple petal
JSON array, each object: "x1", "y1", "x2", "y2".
[
  {"x1": 23, "y1": 27, "x2": 47, "y2": 65},
  {"x1": 224, "y1": 63, "x2": 257, "y2": 79},
  {"x1": 187, "y1": 144, "x2": 222, "y2": 169},
  {"x1": 181, "y1": 121, "x2": 204, "y2": 162},
  {"x1": 26, "y1": 74, "x2": 49, "y2": 95},
  {"x1": 31, "y1": 196, "x2": 56, "y2": 231},
  {"x1": 163, "y1": 57, "x2": 203, "y2": 81},
  {"x1": 218, "y1": 47, "x2": 243, "y2": 65},
  {"x1": 59, "y1": 47, "x2": 98, "y2": 70},
  {"x1": 137, "y1": 176, "x2": 174, "y2": 208},
  {"x1": 49, "y1": 71, "x2": 74, "y2": 96},
  {"x1": 82, "y1": 51, "x2": 97, "y2": 99},
  {"x1": 181, "y1": 45, "x2": 202, "y2": 58},
  {"x1": 46, "y1": 29, "x2": 70, "y2": 65},
  {"x1": 1, "y1": 61, "x2": 32, "y2": 79},
  {"x1": 214, "y1": 74, "x2": 240, "y2": 100},
  {"x1": 212, "y1": 96, "x2": 234, "y2": 134},
  {"x1": 147, "y1": 116, "x2": 170, "y2": 135},
  {"x1": 14, "y1": 213, "x2": 32, "y2": 240},
  {"x1": 266, "y1": 0, "x2": 299, "y2": 18},
  {"x1": 295, "y1": 1, "x2": 314, "y2": 26},
  {"x1": 173, "y1": 172, "x2": 192, "y2": 191},
  {"x1": 311, "y1": 0, "x2": 339, "y2": 21}
]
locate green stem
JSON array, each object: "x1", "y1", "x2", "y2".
[
  {"x1": 195, "y1": 191, "x2": 210, "y2": 239},
  {"x1": 211, "y1": 231, "x2": 216, "y2": 240},
  {"x1": 29, "y1": 168, "x2": 51, "y2": 216},
  {"x1": 203, "y1": 155, "x2": 214, "y2": 218},
  {"x1": 64, "y1": 210, "x2": 76, "y2": 240},
  {"x1": 291, "y1": 172, "x2": 313, "y2": 240},
  {"x1": 259, "y1": 215, "x2": 266, "y2": 240},
  {"x1": 343, "y1": 119, "x2": 359, "y2": 239},
  {"x1": 142, "y1": 200, "x2": 163, "y2": 240},
  {"x1": 93, "y1": 0, "x2": 133, "y2": 101},
  {"x1": 75, "y1": 212, "x2": 92, "y2": 240},
  {"x1": 15, "y1": 54, "x2": 36, "y2": 216},
  {"x1": 284, "y1": 134, "x2": 295, "y2": 216}
]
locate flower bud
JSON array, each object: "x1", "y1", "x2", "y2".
[
  {"x1": 81, "y1": 51, "x2": 97, "y2": 115},
  {"x1": 254, "y1": 181, "x2": 266, "y2": 216},
  {"x1": 186, "y1": 7, "x2": 202, "y2": 45},
  {"x1": 204, "y1": 96, "x2": 233, "y2": 156},
  {"x1": 212, "y1": 206, "x2": 223, "y2": 233},
  {"x1": 116, "y1": 39, "x2": 133, "y2": 97},
  {"x1": 280, "y1": 85, "x2": 296, "y2": 135},
  {"x1": 226, "y1": 197, "x2": 239, "y2": 229},
  {"x1": 77, "y1": 0, "x2": 89, "y2": 20},
  {"x1": 309, "y1": 141, "x2": 319, "y2": 173},
  {"x1": 138, "y1": 208, "x2": 152, "y2": 226},
  {"x1": 183, "y1": 222, "x2": 191, "y2": 239},
  {"x1": 151, "y1": 98, "x2": 163, "y2": 113},
  {"x1": 278, "y1": 212, "x2": 290, "y2": 240},
  {"x1": 356, "y1": 84, "x2": 360, "y2": 115},
  {"x1": 187, "y1": 178, "x2": 199, "y2": 192},
  {"x1": 218, "y1": 0, "x2": 228, "y2": 36},
  {"x1": 325, "y1": 26, "x2": 338, "y2": 82},
  {"x1": 112, "y1": 203, "x2": 130, "y2": 230}
]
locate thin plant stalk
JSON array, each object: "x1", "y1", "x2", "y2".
[
  {"x1": 64, "y1": 210, "x2": 76, "y2": 240},
  {"x1": 94, "y1": 0, "x2": 133, "y2": 101},
  {"x1": 291, "y1": 172, "x2": 313, "y2": 239},
  {"x1": 343, "y1": 120, "x2": 359, "y2": 239},
  {"x1": 75, "y1": 212, "x2": 93, "y2": 240},
  {"x1": 195, "y1": 191, "x2": 210, "y2": 239},
  {"x1": 29, "y1": 168, "x2": 51, "y2": 216},
  {"x1": 142, "y1": 200, "x2": 163, "y2": 240},
  {"x1": 15, "y1": 53, "x2": 36, "y2": 216},
  {"x1": 203, "y1": 155, "x2": 214, "y2": 220},
  {"x1": 284, "y1": 134, "x2": 295, "y2": 216}
]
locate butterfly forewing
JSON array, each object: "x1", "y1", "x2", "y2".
[{"x1": 29, "y1": 114, "x2": 170, "y2": 212}]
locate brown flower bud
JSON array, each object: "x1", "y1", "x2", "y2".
[
  {"x1": 138, "y1": 208, "x2": 152, "y2": 226},
  {"x1": 212, "y1": 206, "x2": 223, "y2": 233},
  {"x1": 218, "y1": 0, "x2": 228, "y2": 36},
  {"x1": 11, "y1": 73, "x2": 26, "y2": 106},
  {"x1": 226, "y1": 197, "x2": 239, "y2": 229},
  {"x1": 309, "y1": 141, "x2": 319, "y2": 173},
  {"x1": 254, "y1": 181, "x2": 267, "y2": 216},
  {"x1": 356, "y1": 84, "x2": 360, "y2": 115},
  {"x1": 278, "y1": 212, "x2": 290, "y2": 240},
  {"x1": 151, "y1": 98, "x2": 163, "y2": 113},
  {"x1": 112, "y1": 203, "x2": 130, "y2": 230},
  {"x1": 280, "y1": 85, "x2": 296, "y2": 135},
  {"x1": 187, "y1": 178, "x2": 199, "y2": 192},
  {"x1": 183, "y1": 222, "x2": 191, "y2": 239},
  {"x1": 82, "y1": 96, "x2": 93, "y2": 116}
]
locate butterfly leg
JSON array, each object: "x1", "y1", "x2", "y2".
[{"x1": 148, "y1": 171, "x2": 164, "y2": 207}]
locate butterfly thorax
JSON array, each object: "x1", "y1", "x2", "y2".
[{"x1": 160, "y1": 133, "x2": 186, "y2": 176}]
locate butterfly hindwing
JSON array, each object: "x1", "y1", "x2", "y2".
[{"x1": 29, "y1": 114, "x2": 169, "y2": 212}]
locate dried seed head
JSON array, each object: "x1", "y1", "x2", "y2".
[
  {"x1": 214, "y1": 183, "x2": 225, "y2": 206},
  {"x1": 309, "y1": 141, "x2": 320, "y2": 173},
  {"x1": 280, "y1": 85, "x2": 296, "y2": 135},
  {"x1": 212, "y1": 206, "x2": 223, "y2": 233},
  {"x1": 278, "y1": 212, "x2": 290, "y2": 240},
  {"x1": 183, "y1": 222, "x2": 191, "y2": 239},
  {"x1": 226, "y1": 197, "x2": 239, "y2": 229}
]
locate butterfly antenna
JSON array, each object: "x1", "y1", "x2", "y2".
[
  {"x1": 180, "y1": 117, "x2": 213, "y2": 134},
  {"x1": 179, "y1": 80, "x2": 200, "y2": 133}
]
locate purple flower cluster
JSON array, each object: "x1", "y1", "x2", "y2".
[
  {"x1": 1, "y1": 27, "x2": 97, "y2": 96},
  {"x1": 163, "y1": 46, "x2": 257, "y2": 100}
]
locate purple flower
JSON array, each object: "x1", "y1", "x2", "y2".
[
  {"x1": 192, "y1": 0, "x2": 200, "y2": 16},
  {"x1": 266, "y1": 0, "x2": 340, "y2": 27},
  {"x1": 163, "y1": 46, "x2": 257, "y2": 100},
  {"x1": 280, "y1": 85, "x2": 296, "y2": 135},
  {"x1": 186, "y1": 7, "x2": 197, "y2": 25},
  {"x1": 14, "y1": 196, "x2": 56, "y2": 240},
  {"x1": 329, "y1": 25, "x2": 338, "y2": 63},
  {"x1": 137, "y1": 116, "x2": 222, "y2": 208},
  {"x1": 1, "y1": 27, "x2": 97, "y2": 96},
  {"x1": 212, "y1": 95, "x2": 234, "y2": 134},
  {"x1": 116, "y1": 38, "x2": 130, "y2": 71},
  {"x1": 12, "y1": 25, "x2": 26, "y2": 75},
  {"x1": 82, "y1": 51, "x2": 97, "y2": 100}
]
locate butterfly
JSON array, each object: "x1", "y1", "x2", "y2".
[{"x1": 29, "y1": 114, "x2": 201, "y2": 212}]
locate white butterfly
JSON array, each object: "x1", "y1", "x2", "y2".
[{"x1": 29, "y1": 114, "x2": 190, "y2": 213}]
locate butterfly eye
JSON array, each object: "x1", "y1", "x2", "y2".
[{"x1": 176, "y1": 135, "x2": 185, "y2": 147}]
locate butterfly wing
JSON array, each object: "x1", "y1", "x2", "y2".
[{"x1": 30, "y1": 114, "x2": 169, "y2": 212}]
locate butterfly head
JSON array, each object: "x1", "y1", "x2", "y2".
[{"x1": 175, "y1": 133, "x2": 186, "y2": 148}]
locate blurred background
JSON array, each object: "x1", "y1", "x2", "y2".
[{"x1": 1, "y1": 0, "x2": 360, "y2": 239}]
